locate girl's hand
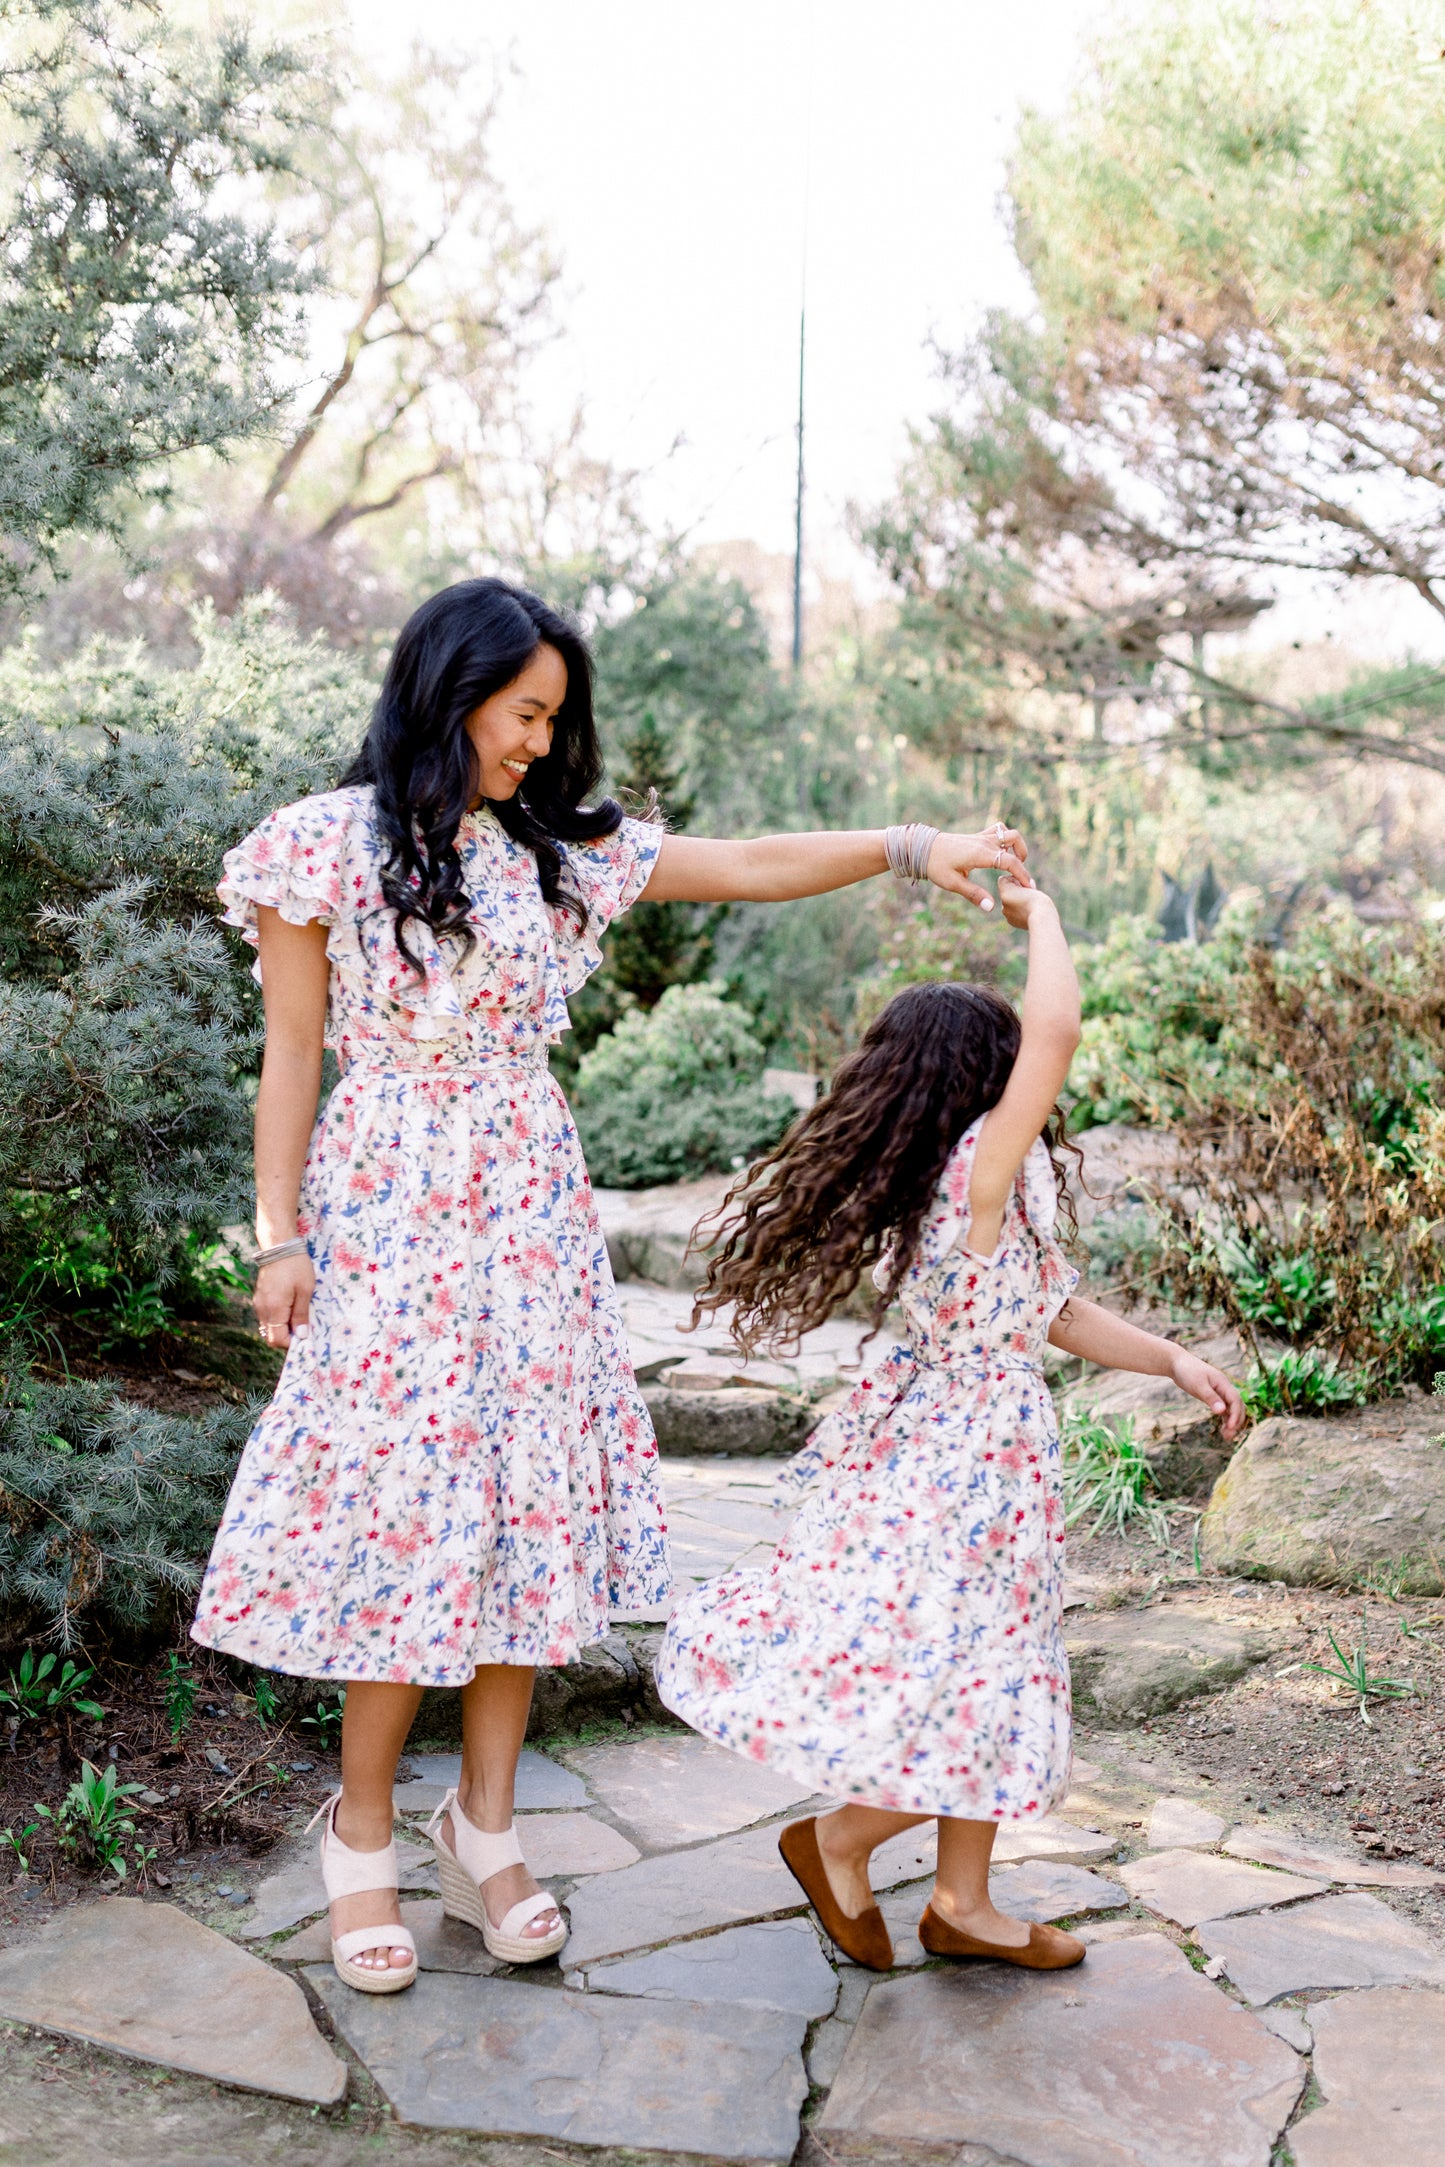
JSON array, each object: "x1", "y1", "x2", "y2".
[
  {"x1": 254, "y1": 1252, "x2": 314, "y2": 1353},
  {"x1": 926, "y1": 825, "x2": 1032, "y2": 912},
  {"x1": 998, "y1": 875, "x2": 1059, "y2": 930},
  {"x1": 1169, "y1": 1349, "x2": 1247, "y2": 1440}
]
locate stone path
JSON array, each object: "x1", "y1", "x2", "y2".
[{"x1": 4, "y1": 1457, "x2": 1445, "y2": 2160}]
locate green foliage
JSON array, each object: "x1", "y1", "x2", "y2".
[
  {"x1": 1061, "y1": 1408, "x2": 1170, "y2": 1542},
  {"x1": 0, "y1": 2, "x2": 315, "y2": 596},
  {"x1": 250, "y1": 1674, "x2": 279, "y2": 1728},
  {"x1": 1076, "y1": 905, "x2": 1445, "y2": 1394},
  {"x1": 0, "y1": 1649, "x2": 104, "y2": 1725},
  {"x1": 0, "y1": 1345, "x2": 253, "y2": 1644},
  {"x1": 301, "y1": 1689, "x2": 346, "y2": 1746},
  {"x1": 570, "y1": 981, "x2": 795, "y2": 1190},
  {"x1": 1, "y1": 1821, "x2": 40, "y2": 1874},
  {"x1": 864, "y1": 0, "x2": 1445, "y2": 779},
  {"x1": 0, "y1": 602, "x2": 359, "y2": 1324},
  {"x1": 1242, "y1": 1351, "x2": 1372, "y2": 1421},
  {"x1": 162, "y1": 1651, "x2": 197, "y2": 1743},
  {"x1": 1304, "y1": 1615, "x2": 1414, "y2": 1725},
  {"x1": 34, "y1": 1757, "x2": 146, "y2": 1878}
]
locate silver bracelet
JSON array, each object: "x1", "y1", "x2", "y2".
[
  {"x1": 884, "y1": 823, "x2": 940, "y2": 887},
  {"x1": 254, "y1": 1236, "x2": 308, "y2": 1269}
]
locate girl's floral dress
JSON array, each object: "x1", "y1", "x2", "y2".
[
  {"x1": 190, "y1": 785, "x2": 671, "y2": 1686},
  {"x1": 657, "y1": 1116, "x2": 1078, "y2": 1820}
]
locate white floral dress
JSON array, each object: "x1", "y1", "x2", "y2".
[
  {"x1": 190, "y1": 785, "x2": 671, "y2": 1685},
  {"x1": 657, "y1": 1116, "x2": 1078, "y2": 1820}
]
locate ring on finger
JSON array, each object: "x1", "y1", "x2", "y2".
[{"x1": 994, "y1": 848, "x2": 1007, "y2": 870}]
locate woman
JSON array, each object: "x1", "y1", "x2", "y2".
[{"x1": 191, "y1": 575, "x2": 1032, "y2": 1991}]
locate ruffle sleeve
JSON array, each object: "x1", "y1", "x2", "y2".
[
  {"x1": 548, "y1": 816, "x2": 665, "y2": 996},
  {"x1": 915, "y1": 1114, "x2": 989, "y2": 1271},
  {"x1": 217, "y1": 795, "x2": 347, "y2": 963}
]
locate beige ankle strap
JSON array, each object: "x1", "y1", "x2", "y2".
[{"x1": 427, "y1": 1787, "x2": 524, "y2": 1881}]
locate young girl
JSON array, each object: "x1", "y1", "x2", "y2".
[
  {"x1": 657, "y1": 876, "x2": 1244, "y2": 1972},
  {"x1": 189, "y1": 574, "x2": 1036, "y2": 1993}
]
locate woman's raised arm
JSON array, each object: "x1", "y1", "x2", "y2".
[{"x1": 640, "y1": 826, "x2": 1031, "y2": 914}]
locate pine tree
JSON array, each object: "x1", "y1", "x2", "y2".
[{"x1": 604, "y1": 707, "x2": 717, "y2": 1009}]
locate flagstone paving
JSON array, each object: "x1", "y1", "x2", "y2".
[
  {"x1": 0, "y1": 1899, "x2": 345, "y2": 2103},
  {"x1": 817, "y1": 1936, "x2": 1305, "y2": 2167},
  {"x1": 1196, "y1": 1890, "x2": 1445, "y2": 2003},
  {"x1": 1117, "y1": 1846, "x2": 1326, "y2": 1928},
  {"x1": 5, "y1": 1454, "x2": 1445, "y2": 2163}
]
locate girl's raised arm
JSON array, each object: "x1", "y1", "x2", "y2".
[{"x1": 965, "y1": 882, "x2": 1081, "y2": 1256}]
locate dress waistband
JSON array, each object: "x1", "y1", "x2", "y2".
[
  {"x1": 901, "y1": 1347, "x2": 1044, "y2": 1376},
  {"x1": 339, "y1": 1043, "x2": 550, "y2": 1078}
]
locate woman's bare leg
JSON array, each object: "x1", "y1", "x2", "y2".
[
  {"x1": 437, "y1": 1663, "x2": 561, "y2": 1942},
  {"x1": 931, "y1": 1817, "x2": 1029, "y2": 1946},
  {"x1": 331, "y1": 1680, "x2": 425, "y2": 1972}
]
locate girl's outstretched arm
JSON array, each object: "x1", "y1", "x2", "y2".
[
  {"x1": 1048, "y1": 1295, "x2": 1247, "y2": 1439},
  {"x1": 641, "y1": 825, "x2": 1030, "y2": 915},
  {"x1": 965, "y1": 881, "x2": 1081, "y2": 1254}
]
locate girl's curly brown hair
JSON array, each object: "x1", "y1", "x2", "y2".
[{"x1": 690, "y1": 980, "x2": 1079, "y2": 1354}]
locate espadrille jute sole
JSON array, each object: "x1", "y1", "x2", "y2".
[{"x1": 435, "y1": 1847, "x2": 568, "y2": 1964}]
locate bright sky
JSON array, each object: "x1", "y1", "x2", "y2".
[{"x1": 345, "y1": 0, "x2": 1114, "y2": 572}]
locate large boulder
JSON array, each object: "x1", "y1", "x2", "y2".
[
  {"x1": 1200, "y1": 1400, "x2": 1445, "y2": 1592},
  {"x1": 594, "y1": 1177, "x2": 731, "y2": 1290},
  {"x1": 642, "y1": 1384, "x2": 816, "y2": 1457}
]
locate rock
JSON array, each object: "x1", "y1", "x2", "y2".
[
  {"x1": 1064, "y1": 1371, "x2": 1232, "y2": 1498},
  {"x1": 1257, "y1": 2007, "x2": 1312, "y2": 2053},
  {"x1": 311, "y1": 1967, "x2": 808, "y2": 2161},
  {"x1": 818, "y1": 1933, "x2": 1303, "y2": 2166},
  {"x1": 0, "y1": 1900, "x2": 345, "y2": 2104},
  {"x1": 1067, "y1": 1607, "x2": 1277, "y2": 1720},
  {"x1": 593, "y1": 1175, "x2": 731, "y2": 1291},
  {"x1": 515, "y1": 1811, "x2": 640, "y2": 1876},
  {"x1": 1148, "y1": 1797, "x2": 1230, "y2": 1849},
  {"x1": 989, "y1": 1859, "x2": 1131, "y2": 1921},
  {"x1": 238, "y1": 1834, "x2": 437, "y2": 1940},
  {"x1": 1290, "y1": 1985, "x2": 1445, "y2": 2165},
  {"x1": 642, "y1": 1385, "x2": 815, "y2": 1457},
  {"x1": 411, "y1": 1634, "x2": 673, "y2": 1745},
  {"x1": 403, "y1": 1748, "x2": 588, "y2": 1810},
  {"x1": 992, "y1": 1816, "x2": 1117, "y2": 1866},
  {"x1": 560, "y1": 1733, "x2": 815, "y2": 1848},
  {"x1": 562, "y1": 1822, "x2": 803, "y2": 1968},
  {"x1": 1200, "y1": 1401, "x2": 1445, "y2": 1592},
  {"x1": 1196, "y1": 1892, "x2": 1445, "y2": 2004},
  {"x1": 1119, "y1": 1849, "x2": 1324, "y2": 1928},
  {"x1": 1078, "y1": 1917, "x2": 1154, "y2": 1944},
  {"x1": 663, "y1": 1352, "x2": 800, "y2": 1390},
  {"x1": 1223, "y1": 1824, "x2": 1445, "y2": 1889},
  {"x1": 580, "y1": 1916, "x2": 838, "y2": 2018},
  {"x1": 275, "y1": 1898, "x2": 499, "y2": 1975}
]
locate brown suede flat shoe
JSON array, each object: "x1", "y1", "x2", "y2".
[
  {"x1": 778, "y1": 1817, "x2": 894, "y2": 1972},
  {"x1": 918, "y1": 1905, "x2": 1086, "y2": 1969}
]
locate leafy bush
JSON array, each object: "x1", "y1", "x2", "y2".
[
  {"x1": 0, "y1": 602, "x2": 357, "y2": 1329},
  {"x1": 569, "y1": 981, "x2": 796, "y2": 1189},
  {"x1": 0, "y1": 1344, "x2": 252, "y2": 1644},
  {"x1": 1242, "y1": 1350, "x2": 1373, "y2": 1421},
  {"x1": 1071, "y1": 903, "x2": 1445, "y2": 1396}
]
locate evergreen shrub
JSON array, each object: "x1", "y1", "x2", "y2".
[
  {"x1": 0, "y1": 602, "x2": 360, "y2": 1336},
  {"x1": 569, "y1": 981, "x2": 795, "y2": 1189},
  {"x1": 0, "y1": 1345, "x2": 253, "y2": 1643}
]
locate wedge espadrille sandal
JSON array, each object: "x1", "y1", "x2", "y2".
[
  {"x1": 426, "y1": 1786, "x2": 567, "y2": 1964},
  {"x1": 307, "y1": 1792, "x2": 417, "y2": 1994}
]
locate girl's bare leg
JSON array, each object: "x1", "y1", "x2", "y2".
[
  {"x1": 814, "y1": 1806, "x2": 1030, "y2": 1947},
  {"x1": 332, "y1": 1679, "x2": 425, "y2": 1972},
  {"x1": 931, "y1": 1816, "x2": 1029, "y2": 1946},
  {"x1": 437, "y1": 1663, "x2": 562, "y2": 1942},
  {"x1": 814, "y1": 1804, "x2": 932, "y2": 1918}
]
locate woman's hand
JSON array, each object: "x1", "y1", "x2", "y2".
[
  {"x1": 254, "y1": 1252, "x2": 314, "y2": 1353},
  {"x1": 926, "y1": 825, "x2": 1032, "y2": 912},
  {"x1": 997, "y1": 875, "x2": 1059, "y2": 931},
  {"x1": 1169, "y1": 1349, "x2": 1247, "y2": 1440}
]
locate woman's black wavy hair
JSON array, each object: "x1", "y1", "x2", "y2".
[{"x1": 342, "y1": 577, "x2": 623, "y2": 974}]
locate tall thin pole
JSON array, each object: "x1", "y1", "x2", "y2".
[{"x1": 791, "y1": 307, "x2": 805, "y2": 674}]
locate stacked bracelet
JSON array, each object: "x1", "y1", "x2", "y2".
[
  {"x1": 254, "y1": 1236, "x2": 308, "y2": 1269},
  {"x1": 884, "y1": 823, "x2": 941, "y2": 887}
]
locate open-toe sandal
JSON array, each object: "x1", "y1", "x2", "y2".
[
  {"x1": 308, "y1": 1792, "x2": 417, "y2": 1994},
  {"x1": 918, "y1": 1904, "x2": 1085, "y2": 1969},
  {"x1": 778, "y1": 1815, "x2": 894, "y2": 1972},
  {"x1": 426, "y1": 1786, "x2": 567, "y2": 1964}
]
